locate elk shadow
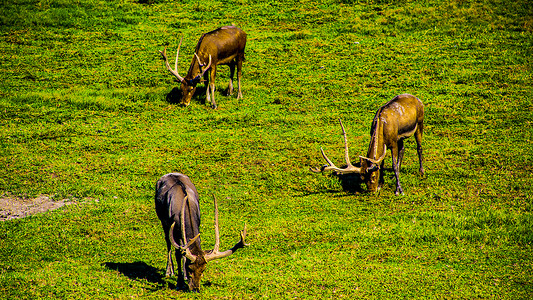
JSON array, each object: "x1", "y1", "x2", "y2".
[
  {"x1": 336, "y1": 172, "x2": 365, "y2": 194},
  {"x1": 165, "y1": 87, "x2": 182, "y2": 105},
  {"x1": 165, "y1": 86, "x2": 211, "y2": 106},
  {"x1": 103, "y1": 261, "x2": 167, "y2": 286},
  {"x1": 305, "y1": 163, "x2": 366, "y2": 195}
]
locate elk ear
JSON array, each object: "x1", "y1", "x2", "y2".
[
  {"x1": 367, "y1": 163, "x2": 380, "y2": 172},
  {"x1": 190, "y1": 75, "x2": 205, "y2": 85}
]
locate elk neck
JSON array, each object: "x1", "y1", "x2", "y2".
[{"x1": 366, "y1": 108, "x2": 386, "y2": 160}]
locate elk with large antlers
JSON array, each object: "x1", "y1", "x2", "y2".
[
  {"x1": 311, "y1": 94, "x2": 425, "y2": 195},
  {"x1": 159, "y1": 26, "x2": 247, "y2": 109},
  {"x1": 155, "y1": 173, "x2": 248, "y2": 291}
]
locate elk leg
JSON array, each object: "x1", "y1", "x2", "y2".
[
  {"x1": 164, "y1": 227, "x2": 174, "y2": 276},
  {"x1": 165, "y1": 248, "x2": 174, "y2": 277},
  {"x1": 209, "y1": 66, "x2": 217, "y2": 109},
  {"x1": 236, "y1": 56, "x2": 243, "y2": 100},
  {"x1": 391, "y1": 147, "x2": 404, "y2": 195},
  {"x1": 175, "y1": 250, "x2": 188, "y2": 290},
  {"x1": 227, "y1": 63, "x2": 235, "y2": 96},
  {"x1": 378, "y1": 160, "x2": 385, "y2": 189},
  {"x1": 397, "y1": 139, "x2": 405, "y2": 172},
  {"x1": 415, "y1": 124, "x2": 424, "y2": 175}
]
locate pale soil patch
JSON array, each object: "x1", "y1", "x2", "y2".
[{"x1": 0, "y1": 195, "x2": 69, "y2": 221}]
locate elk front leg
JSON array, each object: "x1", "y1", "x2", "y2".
[
  {"x1": 208, "y1": 66, "x2": 217, "y2": 109},
  {"x1": 175, "y1": 250, "x2": 188, "y2": 290},
  {"x1": 397, "y1": 139, "x2": 405, "y2": 172},
  {"x1": 165, "y1": 248, "x2": 174, "y2": 276},
  {"x1": 378, "y1": 160, "x2": 385, "y2": 190},
  {"x1": 391, "y1": 147, "x2": 404, "y2": 196}
]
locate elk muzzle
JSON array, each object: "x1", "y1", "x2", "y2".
[{"x1": 180, "y1": 82, "x2": 197, "y2": 106}]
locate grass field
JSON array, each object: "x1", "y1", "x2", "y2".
[{"x1": 1, "y1": 0, "x2": 532, "y2": 298}]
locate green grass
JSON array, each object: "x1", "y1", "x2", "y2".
[{"x1": 1, "y1": 0, "x2": 532, "y2": 298}]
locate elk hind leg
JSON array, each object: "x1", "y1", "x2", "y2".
[
  {"x1": 236, "y1": 55, "x2": 243, "y2": 99},
  {"x1": 415, "y1": 123, "x2": 424, "y2": 175},
  {"x1": 226, "y1": 62, "x2": 235, "y2": 96}
]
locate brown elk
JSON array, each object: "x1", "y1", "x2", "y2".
[
  {"x1": 311, "y1": 94, "x2": 424, "y2": 195},
  {"x1": 155, "y1": 173, "x2": 248, "y2": 291},
  {"x1": 159, "y1": 26, "x2": 247, "y2": 109}
]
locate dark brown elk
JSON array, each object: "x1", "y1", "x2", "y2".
[
  {"x1": 311, "y1": 94, "x2": 424, "y2": 195},
  {"x1": 154, "y1": 173, "x2": 248, "y2": 291},
  {"x1": 159, "y1": 26, "x2": 247, "y2": 109}
]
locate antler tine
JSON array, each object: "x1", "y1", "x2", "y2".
[
  {"x1": 309, "y1": 147, "x2": 337, "y2": 172},
  {"x1": 360, "y1": 144, "x2": 387, "y2": 165},
  {"x1": 175, "y1": 36, "x2": 183, "y2": 72},
  {"x1": 204, "y1": 55, "x2": 212, "y2": 73},
  {"x1": 240, "y1": 223, "x2": 249, "y2": 247},
  {"x1": 194, "y1": 53, "x2": 202, "y2": 67},
  {"x1": 180, "y1": 195, "x2": 188, "y2": 246},
  {"x1": 339, "y1": 119, "x2": 355, "y2": 168},
  {"x1": 212, "y1": 194, "x2": 220, "y2": 253},
  {"x1": 194, "y1": 54, "x2": 212, "y2": 78},
  {"x1": 159, "y1": 37, "x2": 184, "y2": 82}
]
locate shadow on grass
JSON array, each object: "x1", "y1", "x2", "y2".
[
  {"x1": 165, "y1": 85, "x2": 230, "y2": 107},
  {"x1": 165, "y1": 87, "x2": 183, "y2": 105},
  {"x1": 103, "y1": 261, "x2": 222, "y2": 291},
  {"x1": 307, "y1": 162, "x2": 366, "y2": 195},
  {"x1": 165, "y1": 86, "x2": 209, "y2": 106},
  {"x1": 337, "y1": 173, "x2": 365, "y2": 194},
  {"x1": 103, "y1": 261, "x2": 167, "y2": 286}
]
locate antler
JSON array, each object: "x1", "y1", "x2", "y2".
[
  {"x1": 193, "y1": 53, "x2": 212, "y2": 81},
  {"x1": 169, "y1": 195, "x2": 200, "y2": 262},
  {"x1": 359, "y1": 144, "x2": 387, "y2": 165},
  {"x1": 159, "y1": 37, "x2": 185, "y2": 82},
  {"x1": 204, "y1": 195, "x2": 248, "y2": 262},
  {"x1": 310, "y1": 119, "x2": 362, "y2": 174}
]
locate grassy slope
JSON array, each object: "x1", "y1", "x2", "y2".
[{"x1": 0, "y1": 0, "x2": 532, "y2": 298}]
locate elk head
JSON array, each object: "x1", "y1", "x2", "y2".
[
  {"x1": 169, "y1": 195, "x2": 248, "y2": 292},
  {"x1": 159, "y1": 37, "x2": 212, "y2": 107}
]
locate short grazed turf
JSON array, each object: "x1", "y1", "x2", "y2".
[{"x1": 0, "y1": 0, "x2": 531, "y2": 298}]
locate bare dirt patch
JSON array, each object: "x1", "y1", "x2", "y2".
[{"x1": 0, "y1": 195, "x2": 69, "y2": 221}]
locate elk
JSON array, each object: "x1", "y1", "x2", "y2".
[
  {"x1": 311, "y1": 94, "x2": 424, "y2": 195},
  {"x1": 159, "y1": 26, "x2": 247, "y2": 109},
  {"x1": 154, "y1": 173, "x2": 248, "y2": 291}
]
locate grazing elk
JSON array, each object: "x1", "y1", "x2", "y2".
[
  {"x1": 159, "y1": 26, "x2": 247, "y2": 109},
  {"x1": 155, "y1": 173, "x2": 248, "y2": 292},
  {"x1": 311, "y1": 94, "x2": 424, "y2": 195}
]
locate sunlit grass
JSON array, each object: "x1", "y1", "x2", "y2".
[{"x1": 1, "y1": 0, "x2": 532, "y2": 299}]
